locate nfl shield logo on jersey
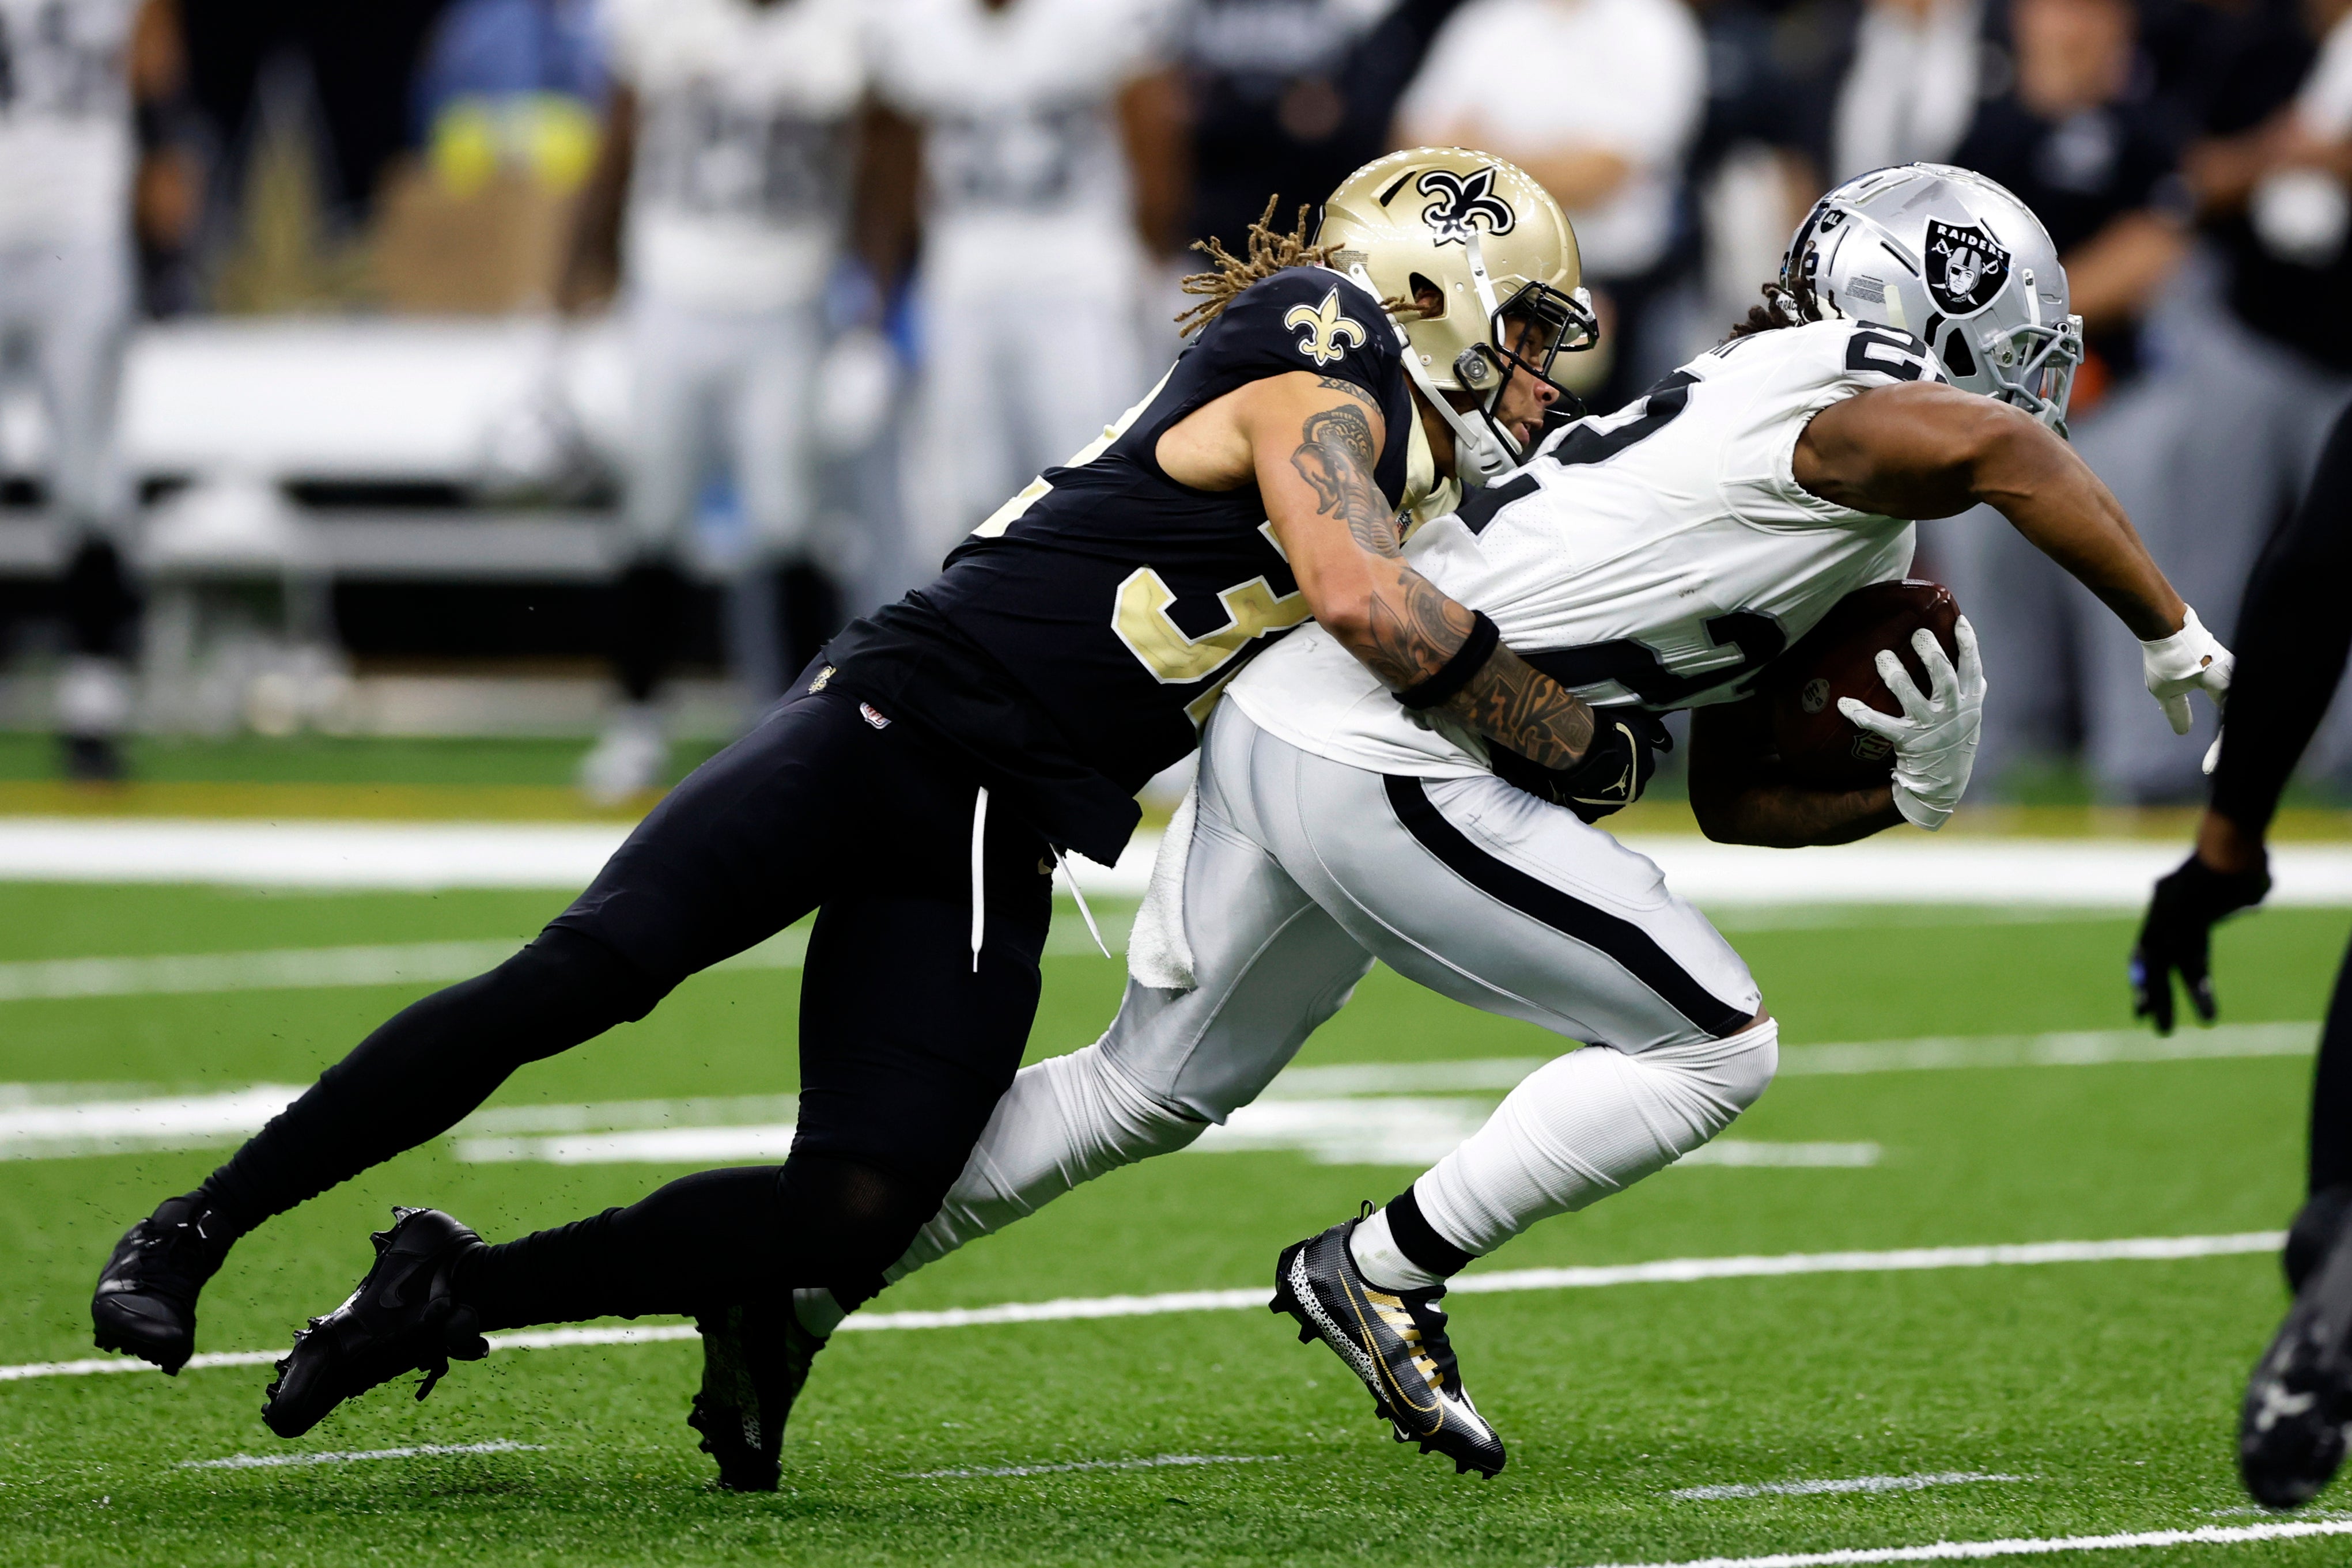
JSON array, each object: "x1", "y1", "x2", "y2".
[{"x1": 1923, "y1": 219, "x2": 2011, "y2": 317}]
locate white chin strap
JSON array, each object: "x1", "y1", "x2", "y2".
[{"x1": 1347, "y1": 251, "x2": 1519, "y2": 490}]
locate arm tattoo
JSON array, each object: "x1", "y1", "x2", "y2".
[
  {"x1": 1290, "y1": 403, "x2": 1400, "y2": 558},
  {"x1": 1442, "y1": 645, "x2": 1596, "y2": 771},
  {"x1": 1363, "y1": 566, "x2": 1476, "y2": 688},
  {"x1": 1317, "y1": 376, "x2": 1378, "y2": 406}
]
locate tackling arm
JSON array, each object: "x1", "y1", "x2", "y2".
[{"x1": 1242, "y1": 376, "x2": 1598, "y2": 768}]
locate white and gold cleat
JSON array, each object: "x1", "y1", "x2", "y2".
[{"x1": 1271, "y1": 1211, "x2": 1506, "y2": 1477}]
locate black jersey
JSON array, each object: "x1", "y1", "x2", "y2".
[{"x1": 823, "y1": 266, "x2": 1414, "y2": 863}]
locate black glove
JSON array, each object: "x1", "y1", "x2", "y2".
[
  {"x1": 2129, "y1": 850, "x2": 2271, "y2": 1034},
  {"x1": 1489, "y1": 710, "x2": 1671, "y2": 823}
]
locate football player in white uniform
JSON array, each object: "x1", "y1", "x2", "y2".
[
  {"x1": 0, "y1": 0, "x2": 149, "y2": 778},
  {"x1": 865, "y1": 0, "x2": 1181, "y2": 571},
  {"x1": 563, "y1": 0, "x2": 864, "y2": 802},
  {"x1": 768, "y1": 164, "x2": 2234, "y2": 1476}
]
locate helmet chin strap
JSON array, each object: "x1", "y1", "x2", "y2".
[{"x1": 1345, "y1": 257, "x2": 1519, "y2": 489}]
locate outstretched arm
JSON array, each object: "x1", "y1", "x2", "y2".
[
  {"x1": 1795, "y1": 381, "x2": 2184, "y2": 637},
  {"x1": 1245, "y1": 376, "x2": 1597, "y2": 767}
]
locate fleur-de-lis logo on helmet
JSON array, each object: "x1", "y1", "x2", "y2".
[
  {"x1": 1284, "y1": 286, "x2": 1367, "y2": 366},
  {"x1": 1416, "y1": 166, "x2": 1517, "y2": 247}
]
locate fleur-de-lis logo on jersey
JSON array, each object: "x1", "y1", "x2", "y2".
[
  {"x1": 1416, "y1": 166, "x2": 1517, "y2": 247},
  {"x1": 1284, "y1": 286, "x2": 1367, "y2": 366}
]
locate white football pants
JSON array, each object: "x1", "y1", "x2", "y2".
[
  {"x1": 625, "y1": 294, "x2": 823, "y2": 564},
  {"x1": 901, "y1": 227, "x2": 1148, "y2": 574},
  {"x1": 885, "y1": 702, "x2": 1774, "y2": 1286},
  {"x1": 0, "y1": 237, "x2": 131, "y2": 535}
]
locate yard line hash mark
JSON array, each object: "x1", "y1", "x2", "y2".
[
  {"x1": 0, "y1": 1232, "x2": 2283, "y2": 1383},
  {"x1": 178, "y1": 1440, "x2": 545, "y2": 1470},
  {"x1": 903, "y1": 1454, "x2": 1280, "y2": 1479},
  {"x1": 1672, "y1": 1472, "x2": 2028, "y2": 1501},
  {"x1": 1570, "y1": 1517, "x2": 2352, "y2": 1567}
]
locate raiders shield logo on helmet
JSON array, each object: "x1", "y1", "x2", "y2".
[
  {"x1": 1923, "y1": 219, "x2": 2010, "y2": 316},
  {"x1": 1415, "y1": 166, "x2": 1517, "y2": 247}
]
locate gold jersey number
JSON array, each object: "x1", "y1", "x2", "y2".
[{"x1": 971, "y1": 368, "x2": 1312, "y2": 711}]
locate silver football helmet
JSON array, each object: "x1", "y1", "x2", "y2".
[{"x1": 1782, "y1": 163, "x2": 2085, "y2": 434}]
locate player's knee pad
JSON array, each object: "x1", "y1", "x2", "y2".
[
  {"x1": 1042, "y1": 1041, "x2": 1211, "y2": 1171},
  {"x1": 1650, "y1": 1013, "x2": 1779, "y2": 1115}
]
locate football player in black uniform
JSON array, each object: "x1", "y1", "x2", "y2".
[
  {"x1": 2128, "y1": 402, "x2": 2352, "y2": 1511},
  {"x1": 90, "y1": 151, "x2": 1639, "y2": 1465}
]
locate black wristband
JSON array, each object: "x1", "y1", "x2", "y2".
[{"x1": 1396, "y1": 611, "x2": 1500, "y2": 711}]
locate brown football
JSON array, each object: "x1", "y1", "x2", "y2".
[{"x1": 1764, "y1": 579, "x2": 1962, "y2": 790}]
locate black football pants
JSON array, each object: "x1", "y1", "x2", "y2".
[{"x1": 203, "y1": 675, "x2": 1053, "y2": 1319}]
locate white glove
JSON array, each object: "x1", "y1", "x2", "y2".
[
  {"x1": 1837, "y1": 616, "x2": 1986, "y2": 832},
  {"x1": 2141, "y1": 606, "x2": 2233, "y2": 736}
]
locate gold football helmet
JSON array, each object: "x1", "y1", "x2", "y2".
[{"x1": 1315, "y1": 147, "x2": 1595, "y2": 485}]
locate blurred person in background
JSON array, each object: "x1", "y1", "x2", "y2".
[
  {"x1": 1, "y1": 0, "x2": 185, "y2": 780},
  {"x1": 865, "y1": 0, "x2": 1184, "y2": 574},
  {"x1": 1931, "y1": 0, "x2": 2193, "y2": 789},
  {"x1": 1179, "y1": 0, "x2": 1466, "y2": 270},
  {"x1": 1391, "y1": 0, "x2": 1706, "y2": 408},
  {"x1": 1825, "y1": 0, "x2": 1996, "y2": 183},
  {"x1": 2054, "y1": 0, "x2": 2352, "y2": 800},
  {"x1": 558, "y1": 0, "x2": 866, "y2": 805}
]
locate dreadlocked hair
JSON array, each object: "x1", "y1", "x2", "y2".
[
  {"x1": 1726, "y1": 281, "x2": 1810, "y2": 341},
  {"x1": 1173, "y1": 196, "x2": 1430, "y2": 337},
  {"x1": 1175, "y1": 198, "x2": 1338, "y2": 337}
]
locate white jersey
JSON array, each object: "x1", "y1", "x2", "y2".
[
  {"x1": 1228, "y1": 319, "x2": 1942, "y2": 778},
  {"x1": 604, "y1": 0, "x2": 864, "y2": 313},
  {"x1": 867, "y1": 0, "x2": 1173, "y2": 277},
  {"x1": 0, "y1": 0, "x2": 135, "y2": 248}
]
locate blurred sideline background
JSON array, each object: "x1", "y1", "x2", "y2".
[{"x1": 5, "y1": 0, "x2": 2352, "y2": 832}]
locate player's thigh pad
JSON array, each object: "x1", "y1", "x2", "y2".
[
  {"x1": 727, "y1": 302, "x2": 823, "y2": 555},
  {"x1": 625, "y1": 298, "x2": 729, "y2": 550},
  {"x1": 1095, "y1": 734, "x2": 1377, "y2": 1123},
  {"x1": 1231, "y1": 714, "x2": 1757, "y2": 1053}
]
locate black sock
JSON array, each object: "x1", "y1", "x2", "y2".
[
  {"x1": 1382, "y1": 1185, "x2": 1474, "y2": 1282},
  {"x1": 459, "y1": 1153, "x2": 944, "y2": 1330},
  {"x1": 613, "y1": 559, "x2": 688, "y2": 704},
  {"x1": 2310, "y1": 937, "x2": 2352, "y2": 1195},
  {"x1": 202, "y1": 928, "x2": 666, "y2": 1229}
]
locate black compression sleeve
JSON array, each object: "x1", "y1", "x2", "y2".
[{"x1": 2210, "y1": 404, "x2": 2352, "y2": 835}]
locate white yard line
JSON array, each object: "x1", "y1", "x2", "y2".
[
  {"x1": 0, "y1": 1230, "x2": 2279, "y2": 1384},
  {"x1": 1572, "y1": 1518, "x2": 2352, "y2": 1567},
  {"x1": 7, "y1": 1022, "x2": 2317, "y2": 1163},
  {"x1": 1672, "y1": 1472, "x2": 2028, "y2": 1501},
  {"x1": 177, "y1": 1440, "x2": 544, "y2": 1470},
  {"x1": 903, "y1": 1454, "x2": 1279, "y2": 1480},
  {"x1": 8, "y1": 819, "x2": 2352, "y2": 907}
]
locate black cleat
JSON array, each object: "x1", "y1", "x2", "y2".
[
  {"x1": 687, "y1": 1301, "x2": 828, "y2": 1491},
  {"x1": 2242, "y1": 1190, "x2": 2352, "y2": 1509},
  {"x1": 1272, "y1": 1212, "x2": 1505, "y2": 1478},
  {"x1": 92, "y1": 1194, "x2": 236, "y2": 1374},
  {"x1": 261, "y1": 1207, "x2": 488, "y2": 1440}
]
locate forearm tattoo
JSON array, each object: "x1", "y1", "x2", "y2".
[
  {"x1": 1290, "y1": 404, "x2": 1400, "y2": 558},
  {"x1": 1441, "y1": 644, "x2": 1596, "y2": 771}
]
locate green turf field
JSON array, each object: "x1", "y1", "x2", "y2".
[{"x1": 3, "y1": 880, "x2": 2351, "y2": 1566}]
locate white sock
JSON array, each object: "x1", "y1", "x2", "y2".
[
  {"x1": 1348, "y1": 1206, "x2": 1449, "y2": 1292},
  {"x1": 1415, "y1": 1019, "x2": 1779, "y2": 1257},
  {"x1": 883, "y1": 1041, "x2": 1207, "y2": 1285},
  {"x1": 792, "y1": 1287, "x2": 845, "y2": 1340}
]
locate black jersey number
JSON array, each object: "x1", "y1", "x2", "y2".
[
  {"x1": 1845, "y1": 327, "x2": 1935, "y2": 381},
  {"x1": 1521, "y1": 610, "x2": 1787, "y2": 708}
]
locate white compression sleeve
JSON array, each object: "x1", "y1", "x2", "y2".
[
  {"x1": 883, "y1": 1041, "x2": 1209, "y2": 1285},
  {"x1": 1412, "y1": 1018, "x2": 1779, "y2": 1259}
]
